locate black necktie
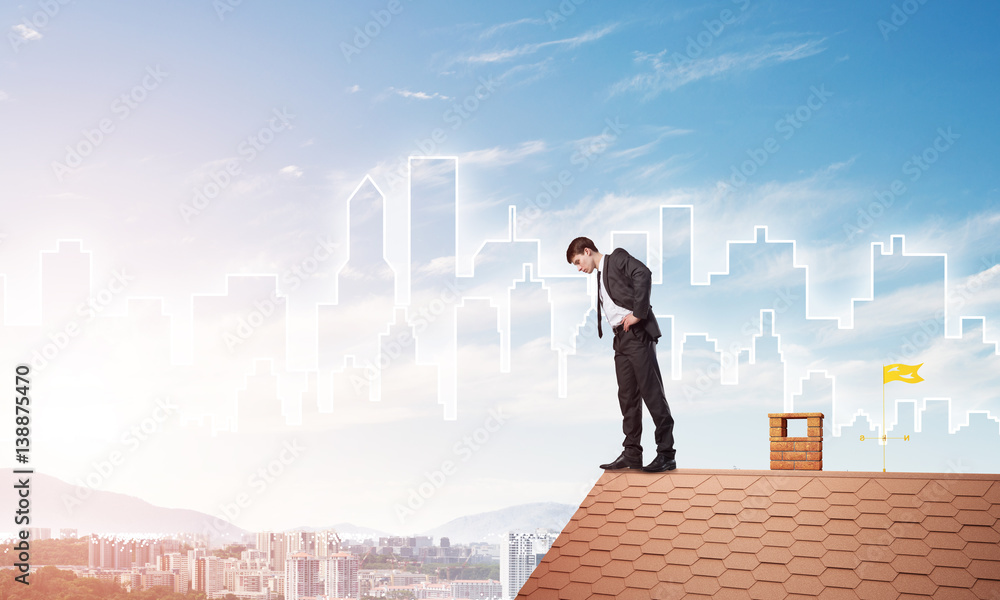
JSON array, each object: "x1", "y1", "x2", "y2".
[{"x1": 596, "y1": 269, "x2": 603, "y2": 338}]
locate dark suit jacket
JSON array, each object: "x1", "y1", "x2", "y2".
[{"x1": 602, "y1": 248, "x2": 662, "y2": 341}]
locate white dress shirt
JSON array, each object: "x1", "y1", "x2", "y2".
[{"x1": 598, "y1": 254, "x2": 631, "y2": 328}]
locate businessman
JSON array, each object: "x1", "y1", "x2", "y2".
[{"x1": 567, "y1": 237, "x2": 676, "y2": 472}]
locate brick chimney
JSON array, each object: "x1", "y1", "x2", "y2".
[{"x1": 769, "y1": 412, "x2": 824, "y2": 470}]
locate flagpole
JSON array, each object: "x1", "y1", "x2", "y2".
[{"x1": 882, "y1": 365, "x2": 886, "y2": 473}]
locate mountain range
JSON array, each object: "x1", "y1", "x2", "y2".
[{"x1": 0, "y1": 469, "x2": 575, "y2": 545}]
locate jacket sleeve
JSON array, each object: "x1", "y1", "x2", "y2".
[{"x1": 619, "y1": 249, "x2": 652, "y2": 320}]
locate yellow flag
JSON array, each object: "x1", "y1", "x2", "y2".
[{"x1": 884, "y1": 363, "x2": 924, "y2": 384}]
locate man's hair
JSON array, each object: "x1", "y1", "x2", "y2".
[{"x1": 566, "y1": 237, "x2": 599, "y2": 264}]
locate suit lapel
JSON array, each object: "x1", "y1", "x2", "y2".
[
  {"x1": 603, "y1": 250, "x2": 616, "y2": 303},
  {"x1": 602, "y1": 255, "x2": 610, "y2": 296}
]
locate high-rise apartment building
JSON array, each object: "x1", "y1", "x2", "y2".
[
  {"x1": 285, "y1": 552, "x2": 323, "y2": 600},
  {"x1": 323, "y1": 552, "x2": 360, "y2": 599},
  {"x1": 256, "y1": 531, "x2": 287, "y2": 572},
  {"x1": 157, "y1": 552, "x2": 190, "y2": 593},
  {"x1": 501, "y1": 529, "x2": 557, "y2": 600},
  {"x1": 87, "y1": 535, "x2": 164, "y2": 571},
  {"x1": 285, "y1": 530, "x2": 316, "y2": 555},
  {"x1": 187, "y1": 548, "x2": 207, "y2": 585},
  {"x1": 193, "y1": 556, "x2": 224, "y2": 596}
]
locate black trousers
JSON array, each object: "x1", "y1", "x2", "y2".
[{"x1": 613, "y1": 325, "x2": 676, "y2": 459}]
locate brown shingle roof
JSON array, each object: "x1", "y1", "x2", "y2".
[{"x1": 516, "y1": 469, "x2": 1000, "y2": 599}]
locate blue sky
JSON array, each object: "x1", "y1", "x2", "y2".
[{"x1": 1, "y1": 1, "x2": 998, "y2": 534}]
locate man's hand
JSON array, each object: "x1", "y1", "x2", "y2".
[{"x1": 622, "y1": 313, "x2": 640, "y2": 331}]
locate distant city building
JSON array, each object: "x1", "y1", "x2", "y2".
[
  {"x1": 358, "y1": 569, "x2": 390, "y2": 596},
  {"x1": 501, "y1": 529, "x2": 557, "y2": 600},
  {"x1": 137, "y1": 568, "x2": 176, "y2": 592},
  {"x1": 78, "y1": 568, "x2": 128, "y2": 585},
  {"x1": 452, "y1": 578, "x2": 502, "y2": 599},
  {"x1": 194, "y1": 556, "x2": 225, "y2": 596},
  {"x1": 316, "y1": 529, "x2": 343, "y2": 557},
  {"x1": 323, "y1": 552, "x2": 360, "y2": 599},
  {"x1": 285, "y1": 530, "x2": 316, "y2": 555},
  {"x1": 157, "y1": 552, "x2": 190, "y2": 593},
  {"x1": 59, "y1": 528, "x2": 78, "y2": 539},
  {"x1": 285, "y1": 552, "x2": 323, "y2": 600},
  {"x1": 229, "y1": 568, "x2": 272, "y2": 596},
  {"x1": 87, "y1": 535, "x2": 164, "y2": 570},
  {"x1": 187, "y1": 547, "x2": 207, "y2": 587},
  {"x1": 389, "y1": 571, "x2": 428, "y2": 586},
  {"x1": 256, "y1": 531, "x2": 287, "y2": 572},
  {"x1": 367, "y1": 579, "x2": 500, "y2": 599},
  {"x1": 240, "y1": 548, "x2": 269, "y2": 570},
  {"x1": 379, "y1": 535, "x2": 433, "y2": 548}
]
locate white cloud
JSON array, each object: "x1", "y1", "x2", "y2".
[
  {"x1": 478, "y1": 17, "x2": 546, "y2": 40},
  {"x1": 608, "y1": 127, "x2": 694, "y2": 161},
  {"x1": 618, "y1": 153, "x2": 694, "y2": 185},
  {"x1": 851, "y1": 280, "x2": 947, "y2": 334},
  {"x1": 496, "y1": 58, "x2": 554, "y2": 88},
  {"x1": 280, "y1": 165, "x2": 303, "y2": 178},
  {"x1": 11, "y1": 24, "x2": 42, "y2": 41},
  {"x1": 347, "y1": 84, "x2": 361, "y2": 94},
  {"x1": 0, "y1": 91, "x2": 8, "y2": 102},
  {"x1": 465, "y1": 23, "x2": 618, "y2": 64},
  {"x1": 414, "y1": 256, "x2": 456, "y2": 277},
  {"x1": 457, "y1": 140, "x2": 547, "y2": 167},
  {"x1": 385, "y1": 87, "x2": 450, "y2": 101},
  {"x1": 611, "y1": 39, "x2": 827, "y2": 98}
]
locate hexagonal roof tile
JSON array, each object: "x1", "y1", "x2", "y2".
[
  {"x1": 683, "y1": 574, "x2": 721, "y2": 595},
  {"x1": 589, "y1": 576, "x2": 625, "y2": 596},
  {"x1": 701, "y1": 527, "x2": 735, "y2": 545},
  {"x1": 964, "y1": 541, "x2": 1000, "y2": 561},
  {"x1": 657, "y1": 563, "x2": 693, "y2": 584},
  {"x1": 818, "y1": 567, "x2": 861, "y2": 589},
  {"x1": 966, "y1": 558, "x2": 1000, "y2": 580},
  {"x1": 783, "y1": 573, "x2": 825, "y2": 595},
  {"x1": 792, "y1": 510, "x2": 829, "y2": 526},
  {"x1": 786, "y1": 555, "x2": 827, "y2": 576},
  {"x1": 821, "y1": 549, "x2": 861, "y2": 570},
  {"x1": 921, "y1": 501, "x2": 960, "y2": 517},
  {"x1": 954, "y1": 508, "x2": 996, "y2": 527},
  {"x1": 764, "y1": 502, "x2": 799, "y2": 518},
  {"x1": 631, "y1": 553, "x2": 665, "y2": 573},
  {"x1": 857, "y1": 480, "x2": 892, "y2": 500},
  {"x1": 822, "y1": 533, "x2": 861, "y2": 552},
  {"x1": 717, "y1": 488, "x2": 746, "y2": 501},
  {"x1": 756, "y1": 545, "x2": 794, "y2": 565},
  {"x1": 891, "y1": 572, "x2": 938, "y2": 595},
  {"x1": 888, "y1": 537, "x2": 932, "y2": 557},
  {"x1": 891, "y1": 554, "x2": 935, "y2": 575},
  {"x1": 689, "y1": 557, "x2": 725, "y2": 577}
]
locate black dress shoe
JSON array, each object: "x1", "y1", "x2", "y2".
[
  {"x1": 599, "y1": 452, "x2": 642, "y2": 470},
  {"x1": 642, "y1": 455, "x2": 677, "y2": 472}
]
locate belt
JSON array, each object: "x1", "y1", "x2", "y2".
[{"x1": 613, "y1": 323, "x2": 627, "y2": 336}]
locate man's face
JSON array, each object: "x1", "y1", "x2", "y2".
[{"x1": 571, "y1": 249, "x2": 598, "y2": 274}]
